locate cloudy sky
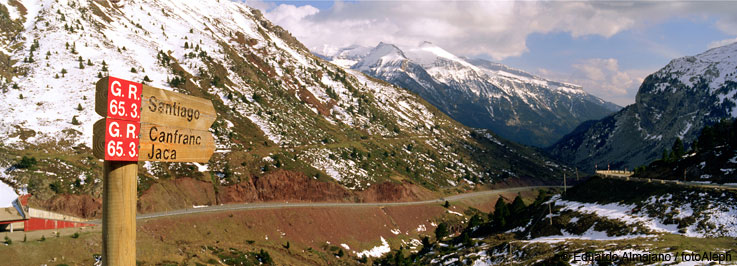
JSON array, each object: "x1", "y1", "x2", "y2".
[{"x1": 245, "y1": 0, "x2": 737, "y2": 106}]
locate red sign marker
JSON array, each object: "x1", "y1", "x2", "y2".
[
  {"x1": 102, "y1": 77, "x2": 142, "y2": 161},
  {"x1": 105, "y1": 76, "x2": 142, "y2": 122},
  {"x1": 104, "y1": 118, "x2": 140, "y2": 161}
]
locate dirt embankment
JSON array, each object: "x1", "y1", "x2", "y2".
[
  {"x1": 139, "y1": 170, "x2": 434, "y2": 214},
  {"x1": 32, "y1": 170, "x2": 437, "y2": 219},
  {"x1": 30, "y1": 169, "x2": 554, "y2": 220},
  {"x1": 29, "y1": 194, "x2": 102, "y2": 219},
  {"x1": 217, "y1": 170, "x2": 353, "y2": 204},
  {"x1": 357, "y1": 181, "x2": 437, "y2": 202}
]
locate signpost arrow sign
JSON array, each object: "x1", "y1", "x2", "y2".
[
  {"x1": 96, "y1": 77, "x2": 216, "y2": 130},
  {"x1": 94, "y1": 76, "x2": 217, "y2": 162},
  {"x1": 94, "y1": 76, "x2": 218, "y2": 266}
]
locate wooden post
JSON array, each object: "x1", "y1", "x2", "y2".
[
  {"x1": 563, "y1": 173, "x2": 567, "y2": 194},
  {"x1": 575, "y1": 168, "x2": 579, "y2": 181},
  {"x1": 548, "y1": 202, "x2": 552, "y2": 225},
  {"x1": 103, "y1": 161, "x2": 138, "y2": 266}
]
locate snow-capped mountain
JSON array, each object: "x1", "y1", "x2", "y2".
[
  {"x1": 550, "y1": 42, "x2": 737, "y2": 171},
  {"x1": 326, "y1": 42, "x2": 620, "y2": 147},
  {"x1": 0, "y1": 0, "x2": 567, "y2": 200}
]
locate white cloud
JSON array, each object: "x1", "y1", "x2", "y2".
[
  {"x1": 708, "y1": 37, "x2": 737, "y2": 50},
  {"x1": 250, "y1": 1, "x2": 737, "y2": 61},
  {"x1": 554, "y1": 58, "x2": 652, "y2": 106}
]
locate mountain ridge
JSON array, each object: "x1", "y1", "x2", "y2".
[
  {"x1": 0, "y1": 0, "x2": 567, "y2": 203},
  {"x1": 324, "y1": 41, "x2": 621, "y2": 147},
  {"x1": 549, "y1": 41, "x2": 737, "y2": 171}
]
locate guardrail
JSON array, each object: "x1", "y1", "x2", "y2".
[
  {"x1": 595, "y1": 170, "x2": 634, "y2": 177},
  {"x1": 595, "y1": 171, "x2": 737, "y2": 191}
]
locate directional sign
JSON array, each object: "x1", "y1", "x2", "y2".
[
  {"x1": 138, "y1": 123, "x2": 215, "y2": 162},
  {"x1": 94, "y1": 76, "x2": 216, "y2": 162},
  {"x1": 140, "y1": 85, "x2": 216, "y2": 130},
  {"x1": 96, "y1": 78, "x2": 216, "y2": 130}
]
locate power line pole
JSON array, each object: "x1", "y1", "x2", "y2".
[
  {"x1": 576, "y1": 167, "x2": 579, "y2": 181},
  {"x1": 683, "y1": 169, "x2": 687, "y2": 182},
  {"x1": 548, "y1": 202, "x2": 553, "y2": 225},
  {"x1": 563, "y1": 173, "x2": 567, "y2": 194}
]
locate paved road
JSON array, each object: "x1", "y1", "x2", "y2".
[
  {"x1": 596, "y1": 172, "x2": 737, "y2": 191},
  {"x1": 87, "y1": 186, "x2": 561, "y2": 224}
]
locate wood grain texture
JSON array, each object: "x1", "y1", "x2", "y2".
[
  {"x1": 102, "y1": 161, "x2": 138, "y2": 266},
  {"x1": 138, "y1": 123, "x2": 215, "y2": 163},
  {"x1": 140, "y1": 84, "x2": 216, "y2": 130},
  {"x1": 95, "y1": 77, "x2": 110, "y2": 117},
  {"x1": 92, "y1": 119, "x2": 106, "y2": 159},
  {"x1": 137, "y1": 142, "x2": 215, "y2": 163}
]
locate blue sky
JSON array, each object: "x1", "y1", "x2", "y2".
[{"x1": 248, "y1": 0, "x2": 737, "y2": 106}]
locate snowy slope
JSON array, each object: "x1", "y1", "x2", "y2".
[
  {"x1": 0, "y1": 0, "x2": 567, "y2": 198},
  {"x1": 0, "y1": 181, "x2": 18, "y2": 207}
]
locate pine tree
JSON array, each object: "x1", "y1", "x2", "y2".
[
  {"x1": 493, "y1": 196, "x2": 510, "y2": 229},
  {"x1": 468, "y1": 214, "x2": 482, "y2": 228},
  {"x1": 510, "y1": 194, "x2": 526, "y2": 217},
  {"x1": 698, "y1": 125, "x2": 716, "y2": 151},
  {"x1": 258, "y1": 249, "x2": 272, "y2": 264},
  {"x1": 87, "y1": 59, "x2": 93, "y2": 66},
  {"x1": 79, "y1": 61, "x2": 84, "y2": 69},
  {"x1": 434, "y1": 222, "x2": 448, "y2": 240},
  {"x1": 76, "y1": 103, "x2": 83, "y2": 111},
  {"x1": 671, "y1": 137, "x2": 685, "y2": 160},
  {"x1": 71, "y1": 115, "x2": 80, "y2": 125}
]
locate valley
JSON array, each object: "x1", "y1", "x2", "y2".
[{"x1": 0, "y1": 0, "x2": 736, "y2": 265}]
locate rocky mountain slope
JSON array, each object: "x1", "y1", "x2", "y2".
[
  {"x1": 635, "y1": 118, "x2": 737, "y2": 184},
  {"x1": 323, "y1": 42, "x2": 620, "y2": 147},
  {"x1": 0, "y1": 0, "x2": 567, "y2": 207},
  {"x1": 550, "y1": 42, "x2": 737, "y2": 172}
]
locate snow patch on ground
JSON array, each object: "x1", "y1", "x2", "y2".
[
  {"x1": 416, "y1": 224, "x2": 426, "y2": 232},
  {"x1": 0, "y1": 180, "x2": 18, "y2": 208},
  {"x1": 355, "y1": 236, "x2": 391, "y2": 258},
  {"x1": 553, "y1": 193, "x2": 737, "y2": 238}
]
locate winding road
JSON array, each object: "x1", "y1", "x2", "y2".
[{"x1": 87, "y1": 186, "x2": 561, "y2": 224}]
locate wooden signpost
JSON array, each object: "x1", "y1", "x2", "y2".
[{"x1": 93, "y1": 76, "x2": 216, "y2": 265}]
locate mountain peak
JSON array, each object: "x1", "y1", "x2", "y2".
[
  {"x1": 406, "y1": 42, "x2": 472, "y2": 68},
  {"x1": 352, "y1": 42, "x2": 407, "y2": 71},
  {"x1": 418, "y1": 41, "x2": 435, "y2": 48},
  {"x1": 349, "y1": 41, "x2": 620, "y2": 147}
]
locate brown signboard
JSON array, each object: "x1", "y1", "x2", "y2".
[{"x1": 94, "y1": 76, "x2": 217, "y2": 162}]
